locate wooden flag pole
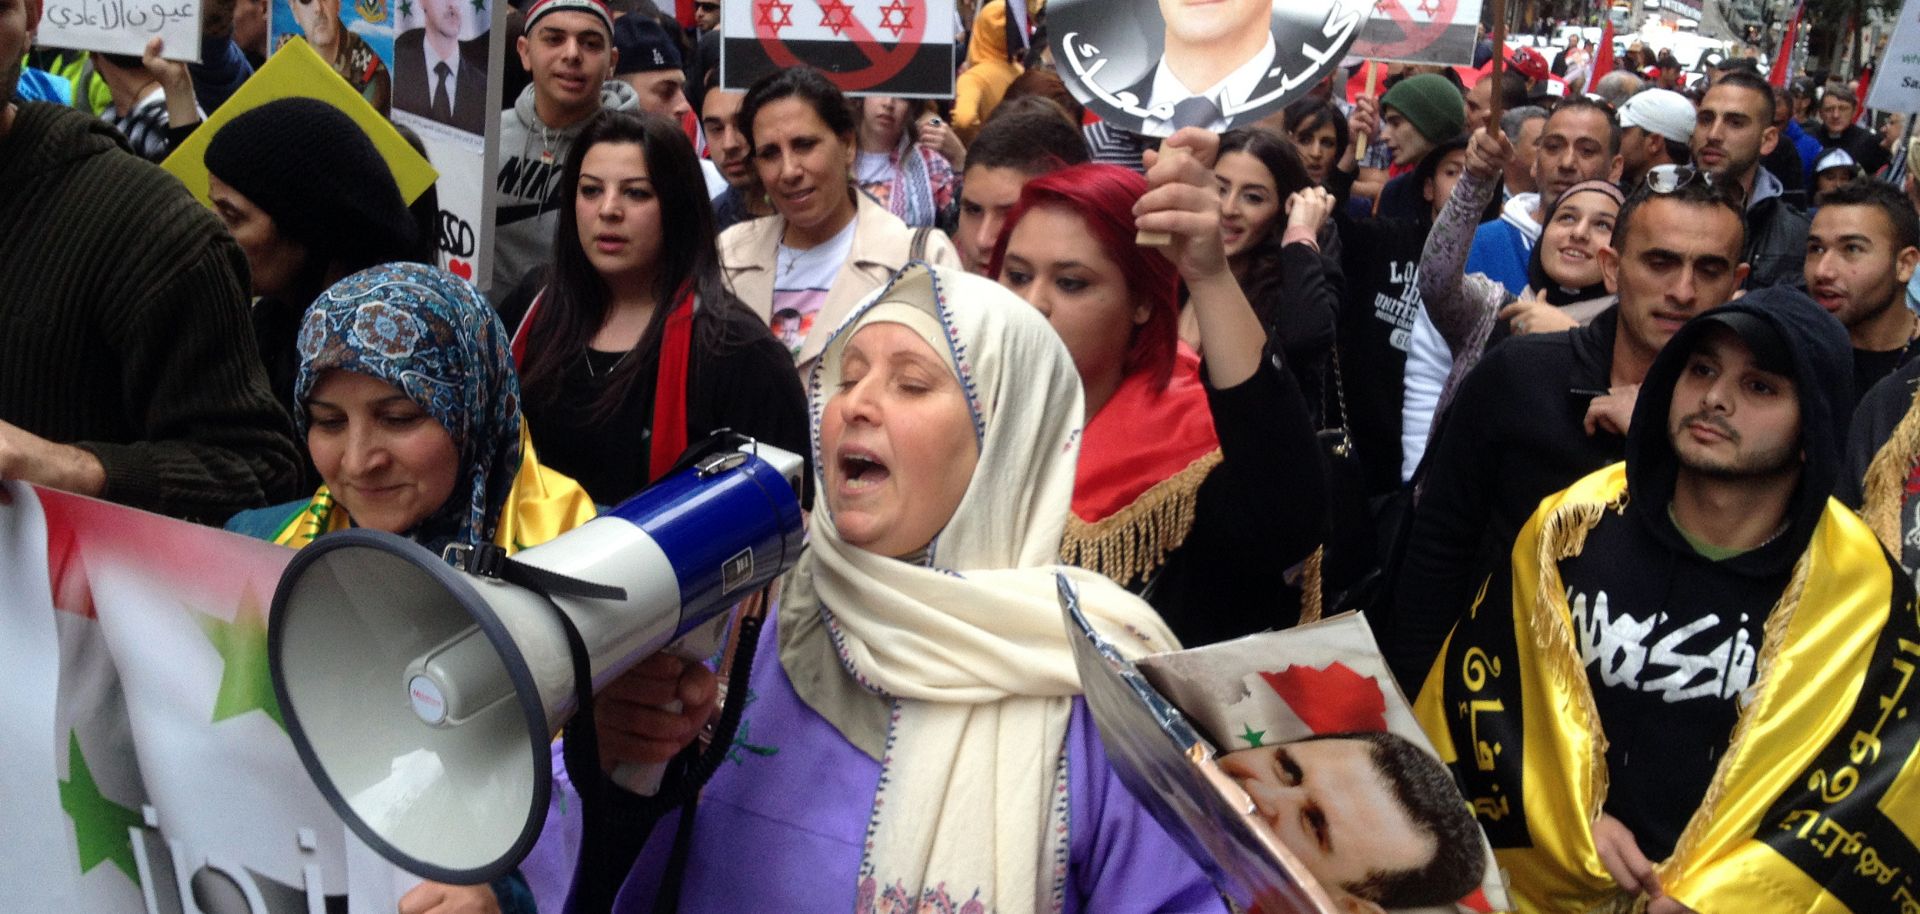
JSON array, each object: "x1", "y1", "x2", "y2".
[
  {"x1": 1487, "y1": 0, "x2": 1508, "y2": 129},
  {"x1": 1136, "y1": 144, "x2": 1190, "y2": 248},
  {"x1": 1355, "y1": 61, "x2": 1380, "y2": 160}
]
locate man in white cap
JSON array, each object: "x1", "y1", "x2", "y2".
[
  {"x1": 492, "y1": 0, "x2": 638, "y2": 292},
  {"x1": 1812, "y1": 147, "x2": 1861, "y2": 205},
  {"x1": 1616, "y1": 88, "x2": 1695, "y2": 188}
]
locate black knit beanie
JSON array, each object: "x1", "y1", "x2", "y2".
[{"x1": 204, "y1": 98, "x2": 419, "y2": 270}]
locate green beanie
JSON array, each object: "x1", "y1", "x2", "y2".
[{"x1": 1381, "y1": 73, "x2": 1467, "y2": 144}]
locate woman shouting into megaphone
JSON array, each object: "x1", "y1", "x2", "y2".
[{"x1": 518, "y1": 263, "x2": 1223, "y2": 914}]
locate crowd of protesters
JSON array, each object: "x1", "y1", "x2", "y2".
[{"x1": 9, "y1": 0, "x2": 1920, "y2": 910}]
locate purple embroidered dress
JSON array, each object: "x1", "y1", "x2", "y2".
[{"x1": 519, "y1": 614, "x2": 1225, "y2": 914}]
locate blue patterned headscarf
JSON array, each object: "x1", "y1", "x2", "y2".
[{"x1": 294, "y1": 263, "x2": 522, "y2": 549}]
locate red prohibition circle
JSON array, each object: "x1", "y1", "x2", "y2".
[
  {"x1": 752, "y1": 0, "x2": 928, "y2": 92},
  {"x1": 1358, "y1": 0, "x2": 1457, "y2": 61}
]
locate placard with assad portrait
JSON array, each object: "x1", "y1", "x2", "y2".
[{"x1": 1049, "y1": 0, "x2": 1369, "y2": 137}]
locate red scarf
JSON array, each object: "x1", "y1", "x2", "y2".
[
  {"x1": 512, "y1": 289, "x2": 697, "y2": 485},
  {"x1": 1063, "y1": 345, "x2": 1222, "y2": 583}
]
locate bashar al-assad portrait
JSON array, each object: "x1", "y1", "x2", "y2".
[
  {"x1": 1050, "y1": 0, "x2": 1371, "y2": 136},
  {"x1": 393, "y1": 0, "x2": 490, "y2": 135}
]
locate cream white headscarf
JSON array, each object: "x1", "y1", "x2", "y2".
[{"x1": 791, "y1": 262, "x2": 1179, "y2": 913}]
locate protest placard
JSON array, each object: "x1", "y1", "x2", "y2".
[
  {"x1": 162, "y1": 38, "x2": 437, "y2": 212},
  {"x1": 720, "y1": 0, "x2": 956, "y2": 97},
  {"x1": 1062, "y1": 578, "x2": 1513, "y2": 914},
  {"x1": 35, "y1": 0, "x2": 203, "y2": 62},
  {"x1": 1050, "y1": 0, "x2": 1370, "y2": 138},
  {"x1": 0, "y1": 483, "x2": 418, "y2": 912},
  {"x1": 1350, "y1": 0, "x2": 1485, "y2": 65},
  {"x1": 1867, "y1": 0, "x2": 1920, "y2": 114}
]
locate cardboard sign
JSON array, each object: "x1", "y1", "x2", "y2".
[
  {"x1": 1868, "y1": 0, "x2": 1920, "y2": 114},
  {"x1": 720, "y1": 0, "x2": 957, "y2": 98},
  {"x1": 35, "y1": 0, "x2": 203, "y2": 62},
  {"x1": 162, "y1": 38, "x2": 438, "y2": 212},
  {"x1": 1051, "y1": 0, "x2": 1369, "y2": 138}
]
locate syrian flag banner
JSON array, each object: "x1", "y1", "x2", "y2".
[
  {"x1": 0, "y1": 483, "x2": 419, "y2": 913},
  {"x1": 1349, "y1": 0, "x2": 1483, "y2": 66},
  {"x1": 720, "y1": 0, "x2": 956, "y2": 98}
]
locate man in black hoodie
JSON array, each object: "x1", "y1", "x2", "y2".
[
  {"x1": 1386, "y1": 174, "x2": 1750, "y2": 688},
  {"x1": 1416, "y1": 290, "x2": 1919, "y2": 912}
]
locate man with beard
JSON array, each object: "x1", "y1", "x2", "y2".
[
  {"x1": 0, "y1": 0, "x2": 299, "y2": 521},
  {"x1": 1691, "y1": 70, "x2": 1810, "y2": 289},
  {"x1": 1805, "y1": 178, "x2": 1920, "y2": 401},
  {"x1": 1389, "y1": 174, "x2": 1749, "y2": 690},
  {"x1": 1417, "y1": 289, "x2": 1918, "y2": 914}
]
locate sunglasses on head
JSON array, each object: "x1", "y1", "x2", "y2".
[{"x1": 1642, "y1": 163, "x2": 1712, "y2": 194}]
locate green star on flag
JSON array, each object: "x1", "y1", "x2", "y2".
[
  {"x1": 469, "y1": 0, "x2": 485, "y2": 14},
  {"x1": 1239, "y1": 723, "x2": 1266, "y2": 748},
  {"x1": 199, "y1": 587, "x2": 286, "y2": 732},
  {"x1": 59, "y1": 731, "x2": 143, "y2": 883},
  {"x1": 396, "y1": 0, "x2": 413, "y2": 17}
]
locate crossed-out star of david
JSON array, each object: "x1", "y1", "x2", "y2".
[
  {"x1": 818, "y1": 0, "x2": 855, "y2": 36},
  {"x1": 756, "y1": 0, "x2": 793, "y2": 34},
  {"x1": 878, "y1": 0, "x2": 913, "y2": 37}
]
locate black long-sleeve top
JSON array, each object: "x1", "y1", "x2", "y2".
[
  {"x1": 520, "y1": 304, "x2": 809, "y2": 507},
  {"x1": 1385, "y1": 310, "x2": 1627, "y2": 689},
  {"x1": 1131, "y1": 344, "x2": 1329, "y2": 646}
]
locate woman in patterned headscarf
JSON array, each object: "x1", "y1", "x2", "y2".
[
  {"x1": 226, "y1": 262, "x2": 594, "y2": 914},
  {"x1": 227, "y1": 262, "x2": 595, "y2": 555}
]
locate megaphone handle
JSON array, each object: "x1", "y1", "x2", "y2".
[{"x1": 610, "y1": 707, "x2": 680, "y2": 795}]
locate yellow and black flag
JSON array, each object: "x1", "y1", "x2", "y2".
[{"x1": 1413, "y1": 464, "x2": 1920, "y2": 914}]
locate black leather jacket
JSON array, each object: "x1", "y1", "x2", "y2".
[{"x1": 1742, "y1": 167, "x2": 1811, "y2": 291}]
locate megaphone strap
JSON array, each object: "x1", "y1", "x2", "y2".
[{"x1": 441, "y1": 541, "x2": 629, "y2": 602}]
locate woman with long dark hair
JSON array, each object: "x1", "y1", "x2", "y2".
[
  {"x1": 1280, "y1": 97, "x2": 1351, "y2": 186},
  {"x1": 1210, "y1": 126, "x2": 1341, "y2": 423},
  {"x1": 513, "y1": 109, "x2": 807, "y2": 505}
]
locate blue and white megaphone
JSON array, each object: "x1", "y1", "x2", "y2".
[{"x1": 267, "y1": 437, "x2": 806, "y2": 886}]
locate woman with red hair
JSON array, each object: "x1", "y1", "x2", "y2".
[{"x1": 989, "y1": 137, "x2": 1327, "y2": 644}]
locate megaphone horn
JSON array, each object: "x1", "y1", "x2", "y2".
[{"x1": 268, "y1": 439, "x2": 807, "y2": 885}]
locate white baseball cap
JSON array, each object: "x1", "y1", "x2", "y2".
[{"x1": 1617, "y1": 89, "x2": 1698, "y2": 145}]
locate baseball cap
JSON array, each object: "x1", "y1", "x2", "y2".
[
  {"x1": 613, "y1": 15, "x2": 684, "y2": 74},
  {"x1": 1814, "y1": 147, "x2": 1860, "y2": 176},
  {"x1": 1508, "y1": 46, "x2": 1549, "y2": 83},
  {"x1": 1693, "y1": 309, "x2": 1793, "y2": 376},
  {"x1": 1617, "y1": 89, "x2": 1697, "y2": 144}
]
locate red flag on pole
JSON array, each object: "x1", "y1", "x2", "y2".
[
  {"x1": 1856, "y1": 64, "x2": 1875, "y2": 125},
  {"x1": 1769, "y1": 0, "x2": 1803, "y2": 88},
  {"x1": 1586, "y1": 20, "x2": 1615, "y2": 93}
]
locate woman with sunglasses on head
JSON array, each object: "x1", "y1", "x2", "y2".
[
  {"x1": 508, "y1": 110, "x2": 808, "y2": 506},
  {"x1": 851, "y1": 95, "x2": 958, "y2": 229},
  {"x1": 990, "y1": 131, "x2": 1327, "y2": 645},
  {"x1": 718, "y1": 67, "x2": 960, "y2": 370},
  {"x1": 1412, "y1": 126, "x2": 1623, "y2": 434},
  {"x1": 519, "y1": 263, "x2": 1219, "y2": 914},
  {"x1": 227, "y1": 262, "x2": 597, "y2": 914}
]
